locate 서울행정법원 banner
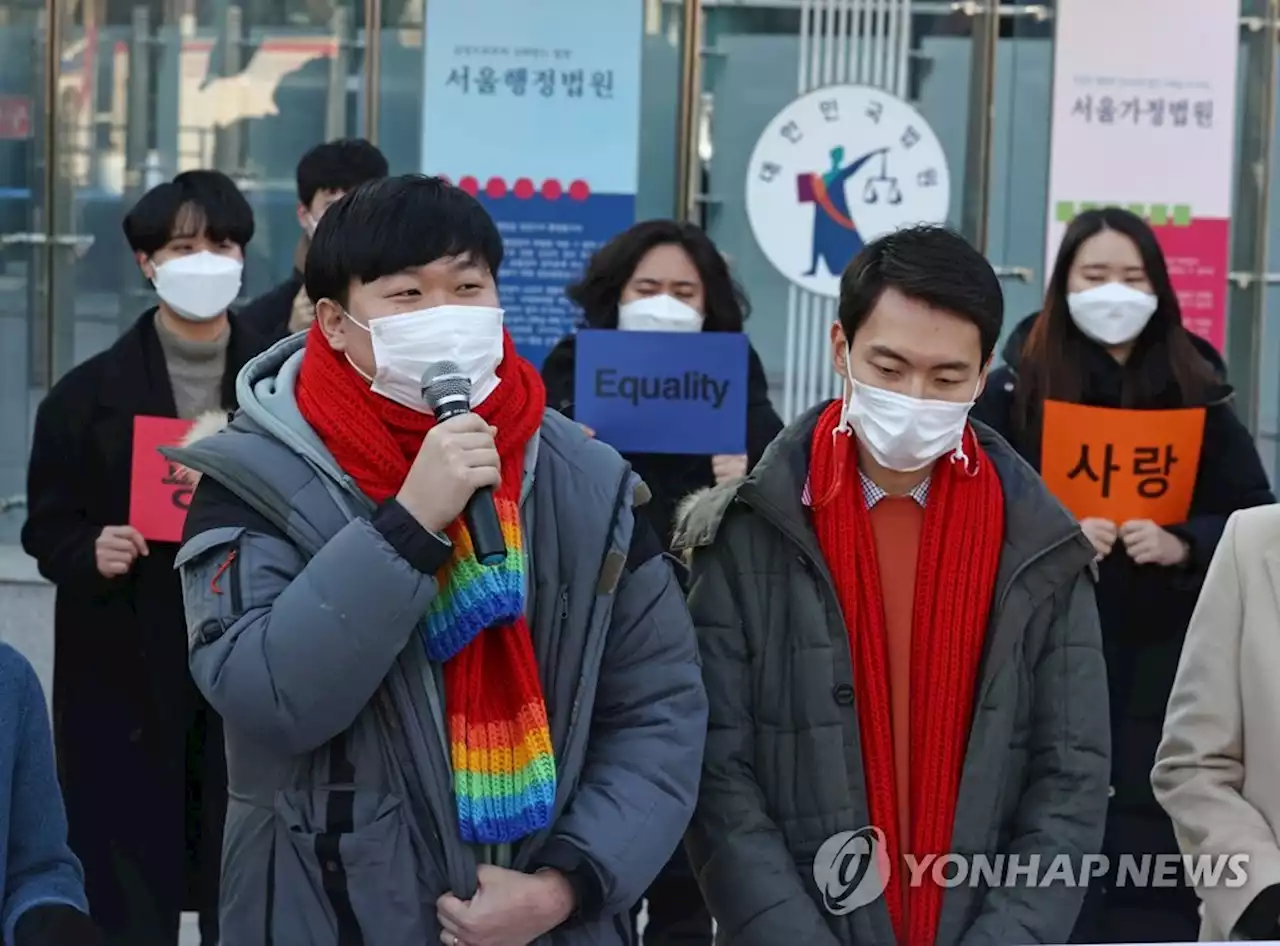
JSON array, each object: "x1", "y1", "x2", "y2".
[{"x1": 420, "y1": 0, "x2": 644, "y2": 369}]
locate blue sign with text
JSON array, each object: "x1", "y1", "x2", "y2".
[{"x1": 574, "y1": 329, "x2": 748, "y2": 455}]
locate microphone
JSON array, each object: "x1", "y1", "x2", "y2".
[{"x1": 421, "y1": 362, "x2": 507, "y2": 566}]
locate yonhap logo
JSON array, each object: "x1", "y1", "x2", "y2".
[{"x1": 813, "y1": 826, "x2": 892, "y2": 915}]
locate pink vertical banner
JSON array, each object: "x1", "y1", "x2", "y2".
[
  {"x1": 1044, "y1": 0, "x2": 1238, "y2": 352},
  {"x1": 1154, "y1": 218, "x2": 1230, "y2": 351}
]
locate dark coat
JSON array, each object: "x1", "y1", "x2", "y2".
[
  {"x1": 540, "y1": 333, "x2": 785, "y2": 547},
  {"x1": 237, "y1": 268, "x2": 304, "y2": 345},
  {"x1": 971, "y1": 313, "x2": 1276, "y2": 943},
  {"x1": 20, "y1": 310, "x2": 266, "y2": 946},
  {"x1": 543, "y1": 331, "x2": 780, "y2": 946}
]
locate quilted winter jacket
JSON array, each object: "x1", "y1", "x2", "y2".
[
  {"x1": 671, "y1": 406, "x2": 1111, "y2": 946},
  {"x1": 166, "y1": 335, "x2": 708, "y2": 945}
]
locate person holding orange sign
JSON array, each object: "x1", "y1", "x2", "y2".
[{"x1": 972, "y1": 207, "x2": 1274, "y2": 944}]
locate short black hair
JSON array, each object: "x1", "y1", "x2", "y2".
[
  {"x1": 296, "y1": 138, "x2": 390, "y2": 207},
  {"x1": 305, "y1": 174, "x2": 504, "y2": 307},
  {"x1": 838, "y1": 225, "x2": 1003, "y2": 362},
  {"x1": 122, "y1": 169, "x2": 255, "y2": 256},
  {"x1": 568, "y1": 219, "x2": 749, "y2": 332}
]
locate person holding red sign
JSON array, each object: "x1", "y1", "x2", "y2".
[
  {"x1": 20, "y1": 170, "x2": 269, "y2": 946},
  {"x1": 971, "y1": 207, "x2": 1275, "y2": 943}
]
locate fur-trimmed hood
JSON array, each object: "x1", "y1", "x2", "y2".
[
  {"x1": 174, "y1": 410, "x2": 232, "y2": 483},
  {"x1": 671, "y1": 482, "x2": 742, "y2": 556}
]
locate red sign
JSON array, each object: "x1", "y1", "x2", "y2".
[
  {"x1": 129, "y1": 416, "x2": 196, "y2": 543},
  {"x1": 0, "y1": 96, "x2": 31, "y2": 140}
]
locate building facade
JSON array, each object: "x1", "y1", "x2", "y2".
[{"x1": 1, "y1": 0, "x2": 1278, "y2": 567}]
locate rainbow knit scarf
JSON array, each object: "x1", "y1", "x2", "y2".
[
  {"x1": 423, "y1": 494, "x2": 557, "y2": 844},
  {"x1": 293, "y1": 326, "x2": 555, "y2": 847}
]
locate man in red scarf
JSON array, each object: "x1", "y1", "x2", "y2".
[
  {"x1": 168, "y1": 175, "x2": 708, "y2": 946},
  {"x1": 675, "y1": 226, "x2": 1110, "y2": 946}
]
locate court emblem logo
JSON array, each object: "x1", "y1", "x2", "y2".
[{"x1": 746, "y1": 84, "x2": 951, "y2": 298}]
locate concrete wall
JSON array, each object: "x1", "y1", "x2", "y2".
[{"x1": 0, "y1": 544, "x2": 53, "y2": 701}]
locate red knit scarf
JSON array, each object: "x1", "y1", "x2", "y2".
[
  {"x1": 296, "y1": 322, "x2": 544, "y2": 506},
  {"x1": 294, "y1": 322, "x2": 556, "y2": 843},
  {"x1": 809, "y1": 399, "x2": 1004, "y2": 946}
]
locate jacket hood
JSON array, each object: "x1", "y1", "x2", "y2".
[
  {"x1": 1001, "y1": 309, "x2": 1229, "y2": 382},
  {"x1": 194, "y1": 332, "x2": 358, "y2": 501},
  {"x1": 673, "y1": 401, "x2": 1094, "y2": 591},
  {"x1": 172, "y1": 409, "x2": 235, "y2": 484}
]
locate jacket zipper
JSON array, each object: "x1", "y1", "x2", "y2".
[
  {"x1": 516, "y1": 468, "x2": 633, "y2": 872},
  {"x1": 229, "y1": 543, "x2": 243, "y2": 615}
]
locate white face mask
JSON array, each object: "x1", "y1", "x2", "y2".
[
  {"x1": 303, "y1": 212, "x2": 318, "y2": 237},
  {"x1": 837, "y1": 349, "x2": 981, "y2": 473},
  {"x1": 617, "y1": 294, "x2": 704, "y2": 332},
  {"x1": 345, "y1": 304, "x2": 504, "y2": 413},
  {"x1": 1066, "y1": 282, "x2": 1158, "y2": 347},
  {"x1": 151, "y1": 251, "x2": 243, "y2": 322}
]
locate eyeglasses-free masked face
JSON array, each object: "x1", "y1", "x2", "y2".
[{"x1": 620, "y1": 243, "x2": 706, "y2": 315}]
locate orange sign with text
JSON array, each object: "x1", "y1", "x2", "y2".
[
  {"x1": 129, "y1": 416, "x2": 196, "y2": 543},
  {"x1": 1041, "y1": 400, "x2": 1205, "y2": 526}
]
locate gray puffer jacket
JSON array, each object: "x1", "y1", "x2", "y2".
[
  {"x1": 672, "y1": 406, "x2": 1110, "y2": 946},
  {"x1": 167, "y1": 335, "x2": 708, "y2": 946}
]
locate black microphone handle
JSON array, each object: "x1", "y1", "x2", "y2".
[
  {"x1": 463, "y1": 484, "x2": 507, "y2": 566},
  {"x1": 421, "y1": 393, "x2": 507, "y2": 566}
]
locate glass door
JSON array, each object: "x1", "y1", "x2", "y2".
[
  {"x1": 0, "y1": 0, "x2": 53, "y2": 543},
  {"x1": 47, "y1": 0, "x2": 366, "y2": 367}
]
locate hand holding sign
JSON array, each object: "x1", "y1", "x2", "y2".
[
  {"x1": 712, "y1": 453, "x2": 747, "y2": 484},
  {"x1": 1120, "y1": 519, "x2": 1190, "y2": 566},
  {"x1": 95, "y1": 525, "x2": 149, "y2": 578},
  {"x1": 1079, "y1": 517, "x2": 1118, "y2": 560}
]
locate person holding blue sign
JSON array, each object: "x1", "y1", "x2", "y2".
[
  {"x1": 543, "y1": 219, "x2": 781, "y2": 946},
  {"x1": 542, "y1": 219, "x2": 783, "y2": 549}
]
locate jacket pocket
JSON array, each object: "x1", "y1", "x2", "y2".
[{"x1": 270, "y1": 789, "x2": 428, "y2": 946}]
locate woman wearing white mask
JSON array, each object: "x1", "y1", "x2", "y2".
[
  {"x1": 543, "y1": 220, "x2": 780, "y2": 946},
  {"x1": 21, "y1": 170, "x2": 268, "y2": 946},
  {"x1": 972, "y1": 206, "x2": 1274, "y2": 944},
  {"x1": 542, "y1": 220, "x2": 783, "y2": 549}
]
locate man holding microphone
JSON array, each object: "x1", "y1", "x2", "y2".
[{"x1": 170, "y1": 174, "x2": 707, "y2": 945}]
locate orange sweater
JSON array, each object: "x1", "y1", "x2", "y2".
[{"x1": 867, "y1": 495, "x2": 925, "y2": 907}]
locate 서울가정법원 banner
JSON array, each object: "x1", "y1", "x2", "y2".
[{"x1": 1044, "y1": 0, "x2": 1238, "y2": 351}]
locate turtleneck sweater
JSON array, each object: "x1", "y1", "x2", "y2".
[{"x1": 154, "y1": 313, "x2": 228, "y2": 420}]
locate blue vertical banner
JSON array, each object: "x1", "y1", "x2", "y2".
[{"x1": 421, "y1": 0, "x2": 644, "y2": 369}]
